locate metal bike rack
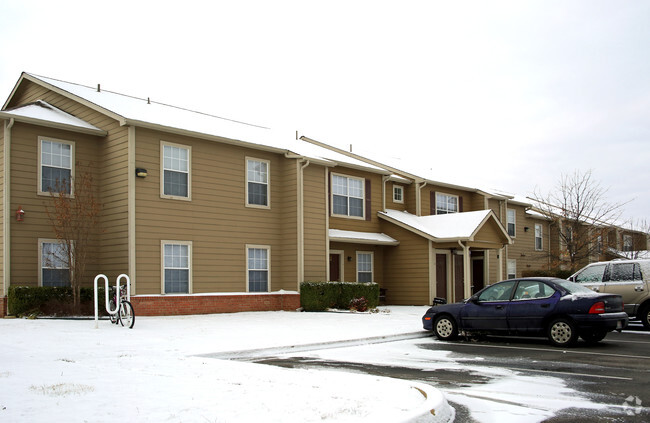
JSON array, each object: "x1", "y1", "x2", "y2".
[{"x1": 94, "y1": 273, "x2": 131, "y2": 328}]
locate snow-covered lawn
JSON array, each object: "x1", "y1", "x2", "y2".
[{"x1": 0, "y1": 306, "x2": 453, "y2": 422}]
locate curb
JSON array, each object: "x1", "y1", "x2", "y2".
[
  {"x1": 199, "y1": 331, "x2": 455, "y2": 422},
  {"x1": 197, "y1": 331, "x2": 432, "y2": 360}
]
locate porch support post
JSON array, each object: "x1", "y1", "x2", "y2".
[
  {"x1": 458, "y1": 241, "x2": 471, "y2": 299},
  {"x1": 497, "y1": 247, "x2": 504, "y2": 281}
]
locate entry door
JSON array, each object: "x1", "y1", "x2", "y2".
[
  {"x1": 472, "y1": 258, "x2": 485, "y2": 293},
  {"x1": 329, "y1": 254, "x2": 341, "y2": 282},
  {"x1": 435, "y1": 254, "x2": 447, "y2": 300}
]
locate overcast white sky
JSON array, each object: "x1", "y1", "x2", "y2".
[{"x1": 1, "y1": 0, "x2": 648, "y2": 222}]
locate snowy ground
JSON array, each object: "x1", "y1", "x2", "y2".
[{"x1": 0, "y1": 306, "x2": 608, "y2": 422}]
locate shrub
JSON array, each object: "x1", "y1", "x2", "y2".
[
  {"x1": 300, "y1": 282, "x2": 379, "y2": 312},
  {"x1": 349, "y1": 297, "x2": 368, "y2": 312},
  {"x1": 8, "y1": 286, "x2": 107, "y2": 317}
]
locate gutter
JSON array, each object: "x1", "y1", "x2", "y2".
[{"x1": 297, "y1": 159, "x2": 310, "y2": 290}]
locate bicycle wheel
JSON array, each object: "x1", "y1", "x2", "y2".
[
  {"x1": 109, "y1": 298, "x2": 118, "y2": 324},
  {"x1": 119, "y1": 300, "x2": 135, "y2": 329}
]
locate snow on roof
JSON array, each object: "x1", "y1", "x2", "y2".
[
  {"x1": 328, "y1": 229, "x2": 399, "y2": 245},
  {"x1": 1, "y1": 100, "x2": 104, "y2": 133},
  {"x1": 20, "y1": 74, "x2": 387, "y2": 173},
  {"x1": 379, "y1": 209, "x2": 494, "y2": 240}
]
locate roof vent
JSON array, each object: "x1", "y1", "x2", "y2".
[{"x1": 97, "y1": 84, "x2": 101, "y2": 92}]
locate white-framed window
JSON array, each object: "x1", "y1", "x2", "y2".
[
  {"x1": 507, "y1": 259, "x2": 516, "y2": 279},
  {"x1": 39, "y1": 137, "x2": 74, "y2": 195},
  {"x1": 332, "y1": 174, "x2": 364, "y2": 218},
  {"x1": 436, "y1": 193, "x2": 458, "y2": 214},
  {"x1": 623, "y1": 234, "x2": 633, "y2": 252},
  {"x1": 161, "y1": 141, "x2": 191, "y2": 200},
  {"x1": 393, "y1": 185, "x2": 404, "y2": 204},
  {"x1": 357, "y1": 251, "x2": 373, "y2": 282},
  {"x1": 246, "y1": 158, "x2": 270, "y2": 208},
  {"x1": 535, "y1": 224, "x2": 543, "y2": 251},
  {"x1": 247, "y1": 245, "x2": 270, "y2": 292},
  {"x1": 39, "y1": 239, "x2": 71, "y2": 287},
  {"x1": 507, "y1": 209, "x2": 516, "y2": 237},
  {"x1": 162, "y1": 241, "x2": 192, "y2": 293}
]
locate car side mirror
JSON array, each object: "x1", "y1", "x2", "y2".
[{"x1": 468, "y1": 295, "x2": 479, "y2": 304}]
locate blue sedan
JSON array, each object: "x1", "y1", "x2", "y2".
[{"x1": 422, "y1": 277, "x2": 628, "y2": 347}]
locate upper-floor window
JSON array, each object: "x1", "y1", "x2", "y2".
[
  {"x1": 246, "y1": 158, "x2": 269, "y2": 208},
  {"x1": 161, "y1": 142, "x2": 191, "y2": 200},
  {"x1": 247, "y1": 245, "x2": 270, "y2": 292},
  {"x1": 507, "y1": 209, "x2": 516, "y2": 237},
  {"x1": 40, "y1": 239, "x2": 70, "y2": 287},
  {"x1": 436, "y1": 193, "x2": 458, "y2": 214},
  {"x1": 534, "y1": 224, "x2": 543, "y2": 250},
  {"x1": 39, "y1": 137, "x2": 74, "y2": 195},
  {"x1": 162, "y1": 241, "x2": 191, "y2": 293},
  {"x1": 393, "y1": 185, "x2": 404, "y2": 204},
  {"x1": 332, "y1": 174, "x2": 364, "y2": 218}
]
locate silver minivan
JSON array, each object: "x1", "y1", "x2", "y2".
[{"x1": 569, "y1": 259, "x2": 650, "y2": 330}]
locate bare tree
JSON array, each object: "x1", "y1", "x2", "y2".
[
  {"x1": 618, "y1": 218, "x2": 650, "y2": 259},
  {"x1": 530, "y1": 170, "x2": 626, "y2": 271},
  {"x1": 45, "y1": 164, "x2": 101, "y2": 310}
]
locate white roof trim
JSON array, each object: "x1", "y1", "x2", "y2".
[
  {"x1": 0, "y1": 100, "x2": 107, "y2": 136},
  {"x1": 329, "y1": 229, "x2": 399, "y2": 246}
]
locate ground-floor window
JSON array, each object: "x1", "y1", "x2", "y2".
[
  {"x1": 40, "y1": 239, "x2": 70, "y2": 287},
  {"x1": 247, "y1": 245, "x2": 270, "y2": 292},
  {"x1": 507, "y1": 259, "x2": 516, "y2": 279},
  {"x1": 357, "y1": 251, "x2": 373, "y2": 282},
  {"x1": 162, "y1": 241, "x2": 191, "y2": 293}
]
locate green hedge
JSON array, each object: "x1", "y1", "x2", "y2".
[
  {"x1": 8, "y1": 286, "x2": 107, "y2": 317},
  {"x1": 300, "y1": 282, "x2": 379, "y2": 311},
  {"x1": 521, "y1": 269, "x2": 574, "y2": 279}
]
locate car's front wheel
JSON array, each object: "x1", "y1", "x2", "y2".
[
  {"x1": 433, "y1": 315, "x2": 458, "y2": 341},
  {"x1": 580, "y1": 329, "x2": 607, "y2": 344},
  {"x1": 548, "y1": 318, "x2": 578, "y2": 347}
]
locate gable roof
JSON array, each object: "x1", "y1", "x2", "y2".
[
  {"x1": 379, "y1": 209, "x2": 511, "y2": 246},
  {"x1": 3, "y1": 73, "x2": 390, "y2": 174},
  {"x1": 0, "y1": 100, "x2": 107, "y2": 136}
]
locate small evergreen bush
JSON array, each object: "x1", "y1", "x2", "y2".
[
  {"x1": 8, "y1": 286, "x2": 106, "y2": 317},
  {"x1": 300, "y1": 282, "x2": 379, "y2": 311}
]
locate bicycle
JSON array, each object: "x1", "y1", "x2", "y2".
[{"x1": 109, "y1": 284, "x2": 135, "y2": 328}]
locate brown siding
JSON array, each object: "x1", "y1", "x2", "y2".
[
  {"x1": 506, "y1": 205, "x2": 551, "y2": 277},
  {"x1": 381, "y1": 222, "x2": 430, "y2": 305},
  {"x1": 385, "y1": 182, "x2": 408, "y2": 211},
  {"x1": 0, "y1": 122, "x2": 4, "y2": 293},
  {"x1": 303, "y1": 164, "x2": 327, "y2": 282},
  {"x1": 133, "y1": 127, "x2": 299, "y2": 294},
  {"x1": 8, "y1": 123, "x2": 102, "y2": 286},
  {"x1": 329, "y1": 241, "x2": 384, "y2": 285},
  {"x1": 422, "y1": 185, "x2": 481, "y2": 216},
  {"x1": 328, "y1": 167, "x2": 384, "y2": 233}
]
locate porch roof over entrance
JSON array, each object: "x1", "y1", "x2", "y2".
[
  {"x1": 378, "y1": 209, "x2": 511, "y2": 246},
  {"x1": 329, "y1": 229, "x2": 400, "y2": 246}
]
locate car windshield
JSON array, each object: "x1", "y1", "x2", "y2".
[{"x1": 555, "y1": 279, "x2": 596, "y2": 295}]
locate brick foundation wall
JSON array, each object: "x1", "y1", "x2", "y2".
[
  {"x1": 0, "y1": 296, "x2": 6, "y2": 318},
  {"x1": 130, "y1": 292, "x2": 301, "y2": 316}
]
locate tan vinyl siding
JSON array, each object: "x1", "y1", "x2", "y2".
[
  {"x1": 133, "y1": 127, "x2": 299, "y2": 294},
  {"x1": 329, "y1": 242, "x2": 384, "y2": 285},
  {"x1": 328, "y1": 167, "x2": 383, "y2": 233},
  {"x1": 423, "y1": 185, "x2": 480, "y2": 215},
  {"x1": 381, "y1": 223, "x2": 430, "y2": 305},
  {"x1": 303, "y1": 164, "x2": 327, "y2": 282},
  {"x1": 0, "y1": 122, "x2": 4, "y2": 292},
  {"x1": 386, "y1": 182, "x2": 407, "y2": 211},
  {"x1": 8, "y1": 122, "x2": 102, "y2": 286},
  {"x1": 505, "y1": 206, "x2": 550, "y2": 277}
]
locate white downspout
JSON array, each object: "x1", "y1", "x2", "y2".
[
  {"x1": 381, "y1": 175, "x2": 387, "y2": 211},
  {"x1": 3, "y1": 118, "x2": 14, "y2": 297},
  {"x1": 297, "y1": 159, "x2": 310, "y2": 290},
  {"x1": 416, "y1": 181, "x2": 427, "y2": 216}
]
